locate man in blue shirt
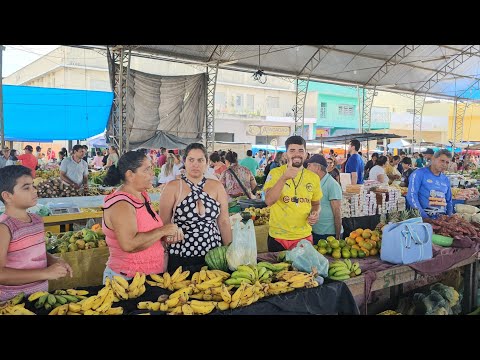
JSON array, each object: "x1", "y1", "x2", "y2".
[
  {"x1": 407, "y1": 149, "x2": 453, "y2": 219},
  {"x1": 345, "y1": 139, "x2": 364, "y2": 184},
  {"x1": 305, "y1": 154, "x2": 343, "y2": 242}
]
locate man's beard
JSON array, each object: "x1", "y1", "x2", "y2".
[{"x1": 291, "y1": 157, "x2": 303, "y2": 168}]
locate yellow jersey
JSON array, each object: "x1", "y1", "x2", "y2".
[{"x1": 264, "y1": 165, "x2": 322, "y2": 240}]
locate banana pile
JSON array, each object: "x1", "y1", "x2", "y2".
[
  {"x1": 224, "y1": 263, "x2": 291, "y2": 286},
  {"x1": 272, "y1": 270, "x2": 320, "y2": 292},
  {"x1": 328, "y1": 259, "x2": 361, "y2": 281},
  {"x1": 0, "y1": 293, "x2": 35, "y2": 315},
  {"x1": 29, "y1": 289, "x2": 89, "y2": 311},
  {"x1": 146, "y1": 266, "x2": 192, "y2": 291},
  {"x1": 110, "y1": 272, "x2": 146, "y2": 300},
  {"x1": 50, "y1": 278, "x2": 124, "y2": 315}
]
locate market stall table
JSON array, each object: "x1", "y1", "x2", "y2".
[
  {"x1": 49, "y1": 224, "x2": 269, "y2": 291},
  {"x1": 35, "y1": 280, "x2": 359, "y2": 315}
]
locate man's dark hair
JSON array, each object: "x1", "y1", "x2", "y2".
[
  {"x1": 372, "y1": 152, "x2": 379, "y2": 159},
  {"x1": 246, "y1": 150, "x2": 253, "y2": 157},
  {"x1": 400, "y1": 151, "x2": 406, "y2": 156},
  {"x1": 402, "y1": 157, "x2": 412, "y2": 165},
  {"x1": 72, "y1": 144, "x2": 83, "y2": 153},
  {"x1": 36, "y1": 146, "x2": 42, "y2": 152},
  {"x1": 285, "y1": 135, "x2": 306, "y2": 150},
  {"x1": 350, "y1": 139, "x2": 360, "y2": 152},
  {"x1": 83, "y1": 145, "x2": 88, "y2": 150},
  {"x1": 209, "y1": 152, "x2": 221, "y2": 163},
  {"x1": 376, "y1": 156, "x2": 388, "y2": 166},
  {"x1": 393, "y1": 155, "x2": 400, "y2": 162},
  {"x1": 358, "y1": 151, "x2": 362, "y2": 157},
  {"x1": 0, "y1": 165, "x2": 33, "y2": 203}
]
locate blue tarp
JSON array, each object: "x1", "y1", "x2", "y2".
[{"x1": 3, "y1": 85, "x2": 113, "y2": 141}]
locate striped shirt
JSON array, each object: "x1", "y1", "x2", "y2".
[{"x1": 0, "y1": 213, "x2": 48, "y2": 301}]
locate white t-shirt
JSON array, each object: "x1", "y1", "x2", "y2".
[
  {"x1": 369, "y1": 165, "x2": 389, "y2": 184},
  {"x1": 158, "y1": 163, "x2": 182, "y2": 184}
]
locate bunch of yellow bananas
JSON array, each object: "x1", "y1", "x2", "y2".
[
  {"x1": 275, "y1": 270, "x2": 319, "y2": 289},
  {"x1": 0, "y1": 293, "x2": 35, "y2": 315},
  {"x1": 50, "y1": 279, "x2": 123, "y2": 315},
  {"x1": 328, "y1": 259, "x2": 361, "y2": 281},
  {"x1": 28, "y1": 289, "x2": 88, "y2": 312},
  {"x1": 146, "y1": 266, "x2": 191, "y2": 291}
]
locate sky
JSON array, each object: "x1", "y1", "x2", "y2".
[{"x1": 2, "y1": 45, "x2": 60, "y2": 77}]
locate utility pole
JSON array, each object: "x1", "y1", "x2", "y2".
[{"x1": 0, "y1": 45, "x2": 5, "y2": 149}]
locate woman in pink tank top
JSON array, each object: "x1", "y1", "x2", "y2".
[
  {"x1": 102, "y1": 151, "x2": 184, "y2": 281},
  {"x1": 0, "y1": 165, "x2": 72, "y2": 301}
]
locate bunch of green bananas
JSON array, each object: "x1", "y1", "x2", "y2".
[
  {"x1": 328, "y1": 259, "x2": 361, "y2": 281},
  {"x1": 28, "y1": 289, "x2": 87, "y2": 312}
]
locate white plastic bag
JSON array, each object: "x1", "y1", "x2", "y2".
[{"x1": 226, "y1": 219, "x2": 257, "y2": 271}]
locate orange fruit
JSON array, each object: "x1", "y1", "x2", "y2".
[
  {"x1": 349, "y1": 231, "x2": 359, "y2": 239},
  {"x1": 369, "y1": 248, "x2": 378, "y2": 256},
  {"x1": 355, "y1": 228, "x2": 364, "y2": 234},
  {"x1": 362, "y1": 231, "x2": 371, "y2": 239}
]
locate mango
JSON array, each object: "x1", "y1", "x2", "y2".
[
  {"x1": 341, "y1": 249, "x2": 351, "y2": 259},
  {"x1": 318, "y1": 240, "x2": 328, "y2": 248}
]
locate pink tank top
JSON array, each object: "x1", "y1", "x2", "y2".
[
  {"x1": 0, "y1": 213, "x2": 48, "y2": 301},
  {"x1": 102, "y1": 191, "x2": 165, "y2": 277}
]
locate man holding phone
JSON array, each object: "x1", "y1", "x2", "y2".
[{"x1": 264, "y1": 136, "x2": 322, "y2": 252}]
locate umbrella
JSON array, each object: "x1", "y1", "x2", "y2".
[
  {"x1": 387, "y1": 139, "x2": 411, "y2": 149},
  {"x1": 87, "y1": 133, "x2": 108, "y2": 148}
]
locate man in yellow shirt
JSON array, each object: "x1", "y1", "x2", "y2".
[{"x1": 264, "y1": 136, "x2": 322, "y2": 252}]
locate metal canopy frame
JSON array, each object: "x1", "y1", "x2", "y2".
[{"x1": 84, "y1": 45, "x2": 480, "y2": 154}]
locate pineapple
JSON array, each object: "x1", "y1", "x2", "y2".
[
  {"x1": 388, "y1": 211, "x2": 400, "y2": 223},
  {"x1": 399, "y1": 210, "x2": 410, "y2": 222},
  {"x1": 409, "y1": 209, "x2": 421, "y2": 219}
]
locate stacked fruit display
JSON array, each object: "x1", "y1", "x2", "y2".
[
  {"x1": 0, "y1": 293, "x2": 35, "y2": 315},
  {"x1": 36, "y1": 168, "x2": 60, "y2": 180},
  {"x1": 28, "y1": 289, "x2": 89, "y2": 312},
  {"x1": 139, "y1": 264, "x2": 319, "y2": 315},
  {"x1": 45, "y1": 225, "x2": 106, "y2": 254},
  {"x1": 243, "y1": 206, "x2": 270, "y2": 226},
  {"x1": 36, "y1": 178, "x2": 84, "y2": 198},
  {"x1": 328, "y1": 259, "x2": 362, "y2": 281},
  {"x1": 314, "y1": 230, "x2": 381, "y2": 259}
]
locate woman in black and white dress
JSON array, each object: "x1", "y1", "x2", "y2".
[{"x1": 159, "y1": 143, "x2": 232, "y2": 273}]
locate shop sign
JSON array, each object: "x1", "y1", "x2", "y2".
[{"x1": 247, "y1": 125, "x2": 291, "y2": 136}]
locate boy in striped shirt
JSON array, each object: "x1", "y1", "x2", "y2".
[{"x1": 0, "y1": 165, "x2": 73, "y2": 301}]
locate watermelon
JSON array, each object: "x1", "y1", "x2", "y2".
[{"x1": 205, "y1": 245, "x2": 230, "y2": 272}]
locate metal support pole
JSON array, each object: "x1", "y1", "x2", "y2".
[
  {"x1": 294, "y1": 78, "x2": 308, "y2": 136},
  {"x1": 361, "y1": 88, "x2": 376, "y2": 133},
  {"x1": 206, "y1": 65, "x2": 218, "y2": 153},
  {"x1": 412, "y1": 95, "x2": 425, "y2": 153},
  {"x1": 452, "y1": 100, "x2": 469, "y2": 153},
  {"x1": 0, "y1": 45, "x2": 5, "y2": 149},
  {"x1": 109, "y1": 46, "x2": 131, "y2": 155}
]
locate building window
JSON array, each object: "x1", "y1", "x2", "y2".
[
  {"x1": 215, "y1": 92, "x2": 226, "y2": 111},
  {"x1": 371, "y1": 106, "x2": 390, "y2": 123},
  {"x1": 320, "y1": 102, "x2": 327, "y2": 118},
  {"x1": 338, "y1": 104, "x2": 354, "y2": 116},
  {"x1": 235, "y1": 95, "x2": 243, "y2": 110},
  {"x1": 255, "y1": 135, "x2": 279, "y2": 145},
  {"x1": 215, "y1": 132, "x2": 234, "y2": 142},
  {"x1": 266, "y1": 96, "x2": 280, "y2": 109},
  {"x1": 246, "y1": 94, "x2": 254, "y2": 112}
]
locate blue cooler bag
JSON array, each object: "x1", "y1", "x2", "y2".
[{"x1": 380, "y1": 219, "x2": 433, "y2": 265}]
